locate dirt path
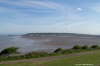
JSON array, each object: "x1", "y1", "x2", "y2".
[{"x1": 0, "y1": 50, "x2": 100, "y2": 64}]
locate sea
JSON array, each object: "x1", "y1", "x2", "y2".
[{"x1": 0, "y1": 34, "x2": 100, "y2": 53}]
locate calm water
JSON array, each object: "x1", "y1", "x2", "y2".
[
  {"x1": 0, "y1": 35, "x2": 49, "y2": 53},
  {"x1": 0, "y1": 35, "x2": 100, "y2": 53}
]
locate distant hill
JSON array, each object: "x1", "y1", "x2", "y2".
[{"x1": 22, "y1": 33, "x2": 100, "y2": 37}]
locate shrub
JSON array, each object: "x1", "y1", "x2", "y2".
[
  {"x1": 0, "y1": 47, "x2": 18, "y2": 56},
  {"x1": 72, "y1": 45, "x2": 81, "y2": 49},
  {"x1": 81, "y1": 45, "x2": 88, "y2": 49},
  {"x1": 54, "y1": 48, "x2": 63, "y2": 53},
  {"x1": 90, "y1": 45, "x2": 99, "y2": 49},
  {"x1": 62, "y1": 49, "x2": 73, "y2": 54},
  {"x1": 25, "y1": 52, "x2": 49, "y2": 58}
]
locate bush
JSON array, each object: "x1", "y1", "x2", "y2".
[
  {"x1": 54, "y1": 48, "x2": 63, "y2": 53},
  {"x1": 81, "y1": 45, "x2": 88, "y2": 49},
  {"x1": 90, "y1": 45, "x2": 99, "y2": 49},
  {"x1": 72, "y1": 45, "x2": 81, "y2": 49},
  {"x1": 0, "y1": 47, "x2": 18, "y2": 56},
  {"x1": 62, "y1": 49, "x2": 73, "y2": 54},
  {"x1": 25, "y1": 52, "x2": 49, "y2": 58}
]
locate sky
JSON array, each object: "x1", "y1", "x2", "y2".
[{"x1": 0, "y1": 0, "x2": 100, "y2": 35}]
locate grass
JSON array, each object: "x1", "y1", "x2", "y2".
[
  {"x1": 0, "y1": 63, "x2": 37, "y2": 66},
  {"x1": 0, "y1": 52, "x2": 50, "y2": 62},
  {"x1": 1, "y1": 50, "x2": 100, "y2": 66},
  {"x1": 0, "y1": 45, "x2": 100, "y2": 66},
  {"x1": 39, "y1": 51, "x2": 100, "y2": 66},
  {"x1": 0, "y1": 45, "x2": 99, "y2": 62},
  {"x1": 0, "y1": 49, "x2": 97, "y2": 62},
  {"x1": 39, "y1": 53, "x2": 100, "y2": 66}
]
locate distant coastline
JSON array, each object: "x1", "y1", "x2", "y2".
[
  {"x1": 1, "y1": 33, "x2": 100, "y2": 54},
  {"x1": 22, "y1": 33, "x2": 100, "y2": 37}
]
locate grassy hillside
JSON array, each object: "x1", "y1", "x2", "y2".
[
  {"x1": 1, "y1": 50, "x2": 100, "y2": 66},
  {"x1": 39, "y1": 52, "x2": 100, "y2": 66}
]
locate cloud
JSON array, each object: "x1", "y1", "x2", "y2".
[
  {"x1": 90, "y1": 4, "x2": 100, "y2": 13},
  {"x1": 1, "y1": 0, "x2": 100, "y2": 35},
  {"x1": 87, "y1": 2, "x2": 100, "y2": 13},
  {"x1": 77, "y1": 8, "x2": 83, "y2": 11},
  {"x1": 66, "y1": 21, "x2": 100, "y2": 35},
  {"x1": 0, "y1": 0, "x2": 64, "y2": 11},
  {"x1": 0, "y1": 0, "x2": 68, "y2": 19},
  {"x1": 0, "y1": 0, "x2": 83, "y2": 18},
  {"x1": 0, "y1": 0, "x2": 84, "y2": 34}
]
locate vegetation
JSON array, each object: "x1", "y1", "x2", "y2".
[
  {"x1": 1, "y1": 50, "x2": 100, "y2": 66},
  {"x1": 90, "y1": 45, "x2": 100, "y2": 49},
  {"x1": 54, "y1": 48, "x2": 64, "y2": 53},
  {"x1": 0, "y1": 47, "x2": 18, "y2": 56},
  {"x1": 72, "y1": 45, "x2": 82, "y2": 49},
  {"x1": 24, "y1": 52, "x2": 49, "y2": 58},
  {"x1": 0, "y1": 45, "x2": 100, "y2": 62},
  {"x1": 0, "y1": 52, "x2": 49, "y2": 61},
  {"x1": 35, "y1": 50, "x2": 100, "y2": 66},
  {"x1": 81, "y1": 45, "x2": 88, "y2": 49}
]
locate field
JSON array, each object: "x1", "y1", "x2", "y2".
[
  {"x1": 39, "y1": 52, "x2": 100, "y2": 66},
  {"x1": 0, "y1": 50, "x2": 100, "y2": 66}
]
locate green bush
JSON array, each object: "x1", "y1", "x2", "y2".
[
  {"x1": 72, "y1": 45, "x2": 81, "y2": 49},
  {"x1": 0, "y1": 47, "x2": 18, "y2": 55},
  {"x1": 25, "y1": 52, "x2": 49, "y2": 58},
  {"x1": 0, "y1": 45, "x2": 100, "y2": 62},
  {"x1": 81, "y1": 45, "x2": 88, "y2": 49},
  {"x1": 62, "y1": 49, "x2": 73, "y2": 54},
  {"x1": 90, "y1": 45, "x2": 100, "y2": 49},
  {"x1": 54, "y1": 48, "x2": 64, "y2": 53}
]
